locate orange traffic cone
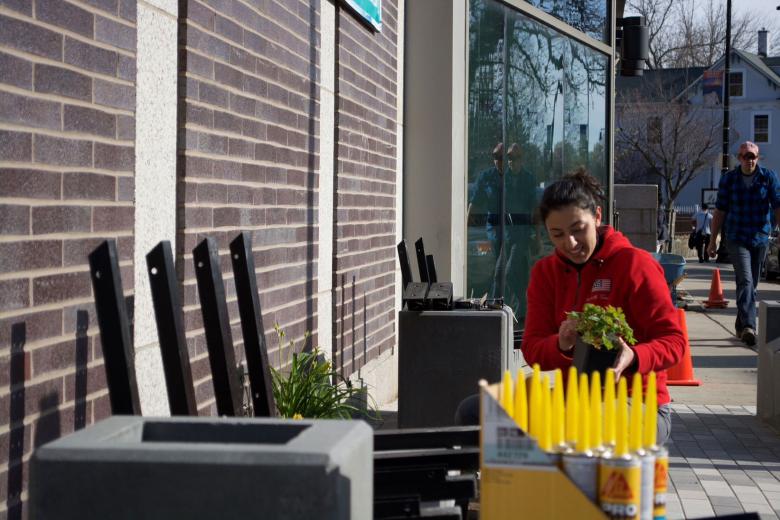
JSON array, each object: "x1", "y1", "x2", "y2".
[
  {"x1": 667, "y1": 308, "x2": 701, "y2": 386},
  {"x1": 703, "y1": 268, "x2": 729, "y2": 308}
]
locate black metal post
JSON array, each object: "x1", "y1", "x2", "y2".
[
  {"x1": 229, "y1": 232, "x2": 276, "y2": 417},
  {"x1": 146, "y1": 241, "x2": 197, "y2": 416},
  {"x1": 88, "y1": 240, "x2": 141, "y2": 415},
  {"x1": 193, "y1": 237, "x2": 243, "y2": 416},
  {"x1": 722, "y1": 0, "x2": 732, "y2": 173}
]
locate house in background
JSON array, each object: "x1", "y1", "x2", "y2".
[{"x1": 616, "y1": 29, "x2": 780, "y2": 209}]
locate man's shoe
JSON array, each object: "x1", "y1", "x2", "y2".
[{"x1": 742, "y1": 328, "x2": 757, "y2": 347}]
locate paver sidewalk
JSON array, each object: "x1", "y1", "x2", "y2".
[{"x1": 666, "y1": 260, "x2": 780, "y2": 519}]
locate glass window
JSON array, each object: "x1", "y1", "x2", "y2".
[
  {"x1": 467, "y1": 0, "x2": 609, "y2": 324},
  {"x1": 523, "y1": 0, "x2": 609, "y2": 42},
  {"x1": 728, "y1": 72, "x2": 743, "y2": 97},
  {"x1": 646, "y1": 117, "x2": 662, "y2": 144},
  {"x1": 754, "y1": 114, "x2": 769, "y2": 143}
]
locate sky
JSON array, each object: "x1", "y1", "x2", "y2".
[{"x1": 734, "y1": 0, "x2": 779, "y2": 29}]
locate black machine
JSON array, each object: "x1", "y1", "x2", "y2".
[{"x1": 398, "y1": 238, "x2": 453, "y2": 310}]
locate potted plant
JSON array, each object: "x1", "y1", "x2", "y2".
[
  {"x1": 566, "y1": 304, "x2": 637, "y2": 377},
  {"x1": 269, "y1": 324, "x2": 378, "y2": 420}
]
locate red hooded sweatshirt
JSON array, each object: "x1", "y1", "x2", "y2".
[{"x1": 521, "y1": 225, "x2": 685, "y2": 405}]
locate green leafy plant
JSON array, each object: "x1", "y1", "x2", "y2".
[
  {"x1": 269, "y1": 324, "x2": 377, "y2": 420},
  {"x1": 566, "y1": 304, "x2": 637, "y2": 351}
]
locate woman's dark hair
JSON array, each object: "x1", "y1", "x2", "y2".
[{"x1": 538, "y1": 167, "x2": 605, "y2": 222}]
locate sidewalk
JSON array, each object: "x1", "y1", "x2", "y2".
[{"x1": 666, "y1": 260, "x2": 780, "y2": 519}]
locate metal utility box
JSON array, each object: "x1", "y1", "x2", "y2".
[
  {"x1": 30, "y1": 416, "x2": 373, "y2": 520},
  {"x1": 757, "y1": 301, "x2": 780, "y2": 427},
  {"x1": 398, "y1": 307, "x2": 524, "y2": 428}
]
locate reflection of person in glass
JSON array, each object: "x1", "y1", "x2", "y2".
[{"x1": 469, "y1": 142, "x2": 540, "y2": 318}]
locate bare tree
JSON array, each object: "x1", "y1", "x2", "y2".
[
  {"x1": 626, "y1": 0, "x2": 779, "y2": 69},
  {"x1": 615, "y1": 76, "x2": 721, "y2": 241}
]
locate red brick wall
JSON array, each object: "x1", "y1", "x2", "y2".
[
  {"x1": 0, "y1": 0, "x2": 136, "y2": 515},
  {"x1": 178, "y1": 0, "x2": 321, "y2": 413},
  {"x1": 333, "y1": 2, "x2": 399, "y2": 379}
]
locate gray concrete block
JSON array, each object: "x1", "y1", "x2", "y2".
[
  {"x1": 757, "y1": 301, "x2": 780, "y2": 424},
  {"x1": 614, "y1": 184, "x2": 658, "y2": 209},
  {"x1": 30, "y1": 416, "x2": 373, "y2": 519}
]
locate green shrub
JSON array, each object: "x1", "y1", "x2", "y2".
[
  {"x1": 566, "y1": 304, "x2": 637, "y2": 351},
  {"x1": 270, "y1": 324, "x2": 376, "y2": 419}
]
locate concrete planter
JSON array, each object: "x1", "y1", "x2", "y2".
[{"x1": 30, "y1": 416, "x2": 372, "y2": 519}]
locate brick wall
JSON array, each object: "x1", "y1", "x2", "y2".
[
  {"x1": 178, "y1": 0, "x2": 321, "y2": 413},
  {"x1": 333, "y1": 2, "x2": 399, "y2": 379},
  {"x1": 0, "y1": 0, "x2": 136, "y2": 515}
]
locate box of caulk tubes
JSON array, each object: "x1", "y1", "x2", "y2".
[{"x1": 479, "y1": 381, "x2": 607, "y2": 519}]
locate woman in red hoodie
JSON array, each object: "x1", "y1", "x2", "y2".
[{"x1": 522, "y1": 168, "x2": 685, "y2": 444}]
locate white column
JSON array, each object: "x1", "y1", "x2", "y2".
[
  {"x1": 133, "y1": 0, "x2": 179, "y2": 415},
  {"x1": 317, "y1": 1, "x2": 336, "y2": 362}
]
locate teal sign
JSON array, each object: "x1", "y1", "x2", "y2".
[{"x1": 343, "y1": 0, "x2": 381, "y2": 31}]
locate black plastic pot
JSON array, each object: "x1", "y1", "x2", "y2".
[{"x1": 572, "y1": 337, "x2": 618, "y2": 378}]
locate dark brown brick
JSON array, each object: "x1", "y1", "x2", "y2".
[
  {"x1": 95, "y1": 15, "x2": 135, "y2": 51},
  {"x1": 82, "y1": 0, "x2": 117, "y2": 15},
  {"x1": 93, "y1": 205, "x2": 133, "y2": 232},
  {"x1": 34, "y1": 64, "x2": 92, "y2": 101},
  {"x1": 94, "y1": 142, "x2": 133, "y2": 171},
  {"x1": 0, "y1": 240, "x2": 61, "y2": 274},
  {"x1": 0, "y1": 131, "x2": 32, "y2": 162},
  {"x1": 0, "y1": 205, "x2": 29, "y2": 235},
  {"x1": 116, "y1": 115, "x2": 134, "y2": 140},
  {"x1": 118, "y1": 0, "x2": 135, "y2": 22},
  {"x1": 36, "y1": 0, "x2": 94, "y2": 37},
  {"x1": 32, "y1": 206, "x2": 91, "y2": 234},
  {"x1": 0, "y1": 52, "x2": 32, "y2": 89},
  {"x1": 215, "y1": 14, "x2": 242, "y2": 44},
  {"x1": 0, "y1": 280, "x2": 29, "y2": 312},
  {"x1": 188, "y1": 1, "x2": 214, "y2": 30},
  {"x1": 0, "y1": 169, "x2": 60, "y2": 199},
  {"x1": 117, "y1": 176, "x2": 134, "y2": 201},
  {"x1": 0, "y1": 309, "x2": 62, "y2": 347},
  {"x1": 198, "y1": 82, "x2": 229, "y2": 108},
  {"x1": 33, "y1": 135, "x2": 92, "y2": 167},
  {"x1": 31, "y1": 340, "x2": 78, "y2": 376},
  {"x1": 0, "y1": 0, "x2": 32, "y2": 15},
  {"x1": 64, "y1": 105, "x2": 116, "y2": 137},
  {"x1": 64, "y1": 37, "x2": 118, "y2": 76},
  {"x1": 213, "y1": 61, "x2": 242, "y2": 90},
  {"x1": 0, "y1": 15, "x2": 62, "y2": 60},
  {"x1": 94, "y1": 78, "x2": 134, "y2": 110},
  {"x1": 0, "y1": 91, "x2": 61, "y2": 130},
  {"x1": 32, "y1": 271, "x2": 91, "y2": 305},
  {"x1": 117, "y1": 54, "x2": 134, "y2": 81},
  {"x1": 63, "y1": 172, "x2": 116, "y2": 200}
]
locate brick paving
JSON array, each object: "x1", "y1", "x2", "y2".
[{"x1": 666, "y1": 404, "x2": 780, "y2": 519}]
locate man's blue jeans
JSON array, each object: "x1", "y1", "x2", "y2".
[{"x1": 725, "y1": 240, "x2": 768, "y2": 333}]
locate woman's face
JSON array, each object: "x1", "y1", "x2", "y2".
[{"x1": 545, "y1": 204, "x2": 602, "y2": 264}]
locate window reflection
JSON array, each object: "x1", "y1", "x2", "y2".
[
  {"x1": 467, "y1": 0, "x2": 608, "y2": 325},
  {"x1": 524, "y1": 0, "x2": 609, "y2": 42}
]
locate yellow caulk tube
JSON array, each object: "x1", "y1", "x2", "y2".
[
  {"x1": 644, "y1": 372, "x2": 668, "y2": 520},
  {"x1": 500, "y1": 370, "x2": 514, "y2": 417},
  {"x1": 599, "y1": 376, "x2": 641, "y2": 519},
  {"x1": 630, "y1": 373, "x2": 656, "y2": 520},
  {"x1": 604, "y1": 369, "x2": 616, "y2": 448},
  {"x1": 513, "y1": 368, "x2": 528, "y2": 432},
  {"x1": 591, "y1": 371, "x2": 605, "y2": 455},
  {"x1": 565, "y1": 366, "x2": 579, "y2": 448},
  {"x1": 550, "y1": 368, "x2": 567, "y2": 467},
  {"x1": 529, "y1": 364, "x2": 542, "y2": 441},
  {"x1": 539, "y1": 374, "x2": 553, "y2": 452},
  {"x1": 563, "y1": 372, "x2": 599, "y2": 502}
]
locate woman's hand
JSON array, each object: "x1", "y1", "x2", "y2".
[
  {"x1": 706, "y1": 239, "x2": 717, "y2": 258},
  {"x1": 612, "y1": 337, "x2": 636, "y2": 380},
  {"x1": 558, "y1": 318, "x2": 578, "y2": 353}
]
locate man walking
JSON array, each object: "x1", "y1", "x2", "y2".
[
  {"x1": 707, "y1": 141, "x2": 780, "y2": 346},
  {"x1": 691, "y1": 203, "x2": 713, "y2": 263}
]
